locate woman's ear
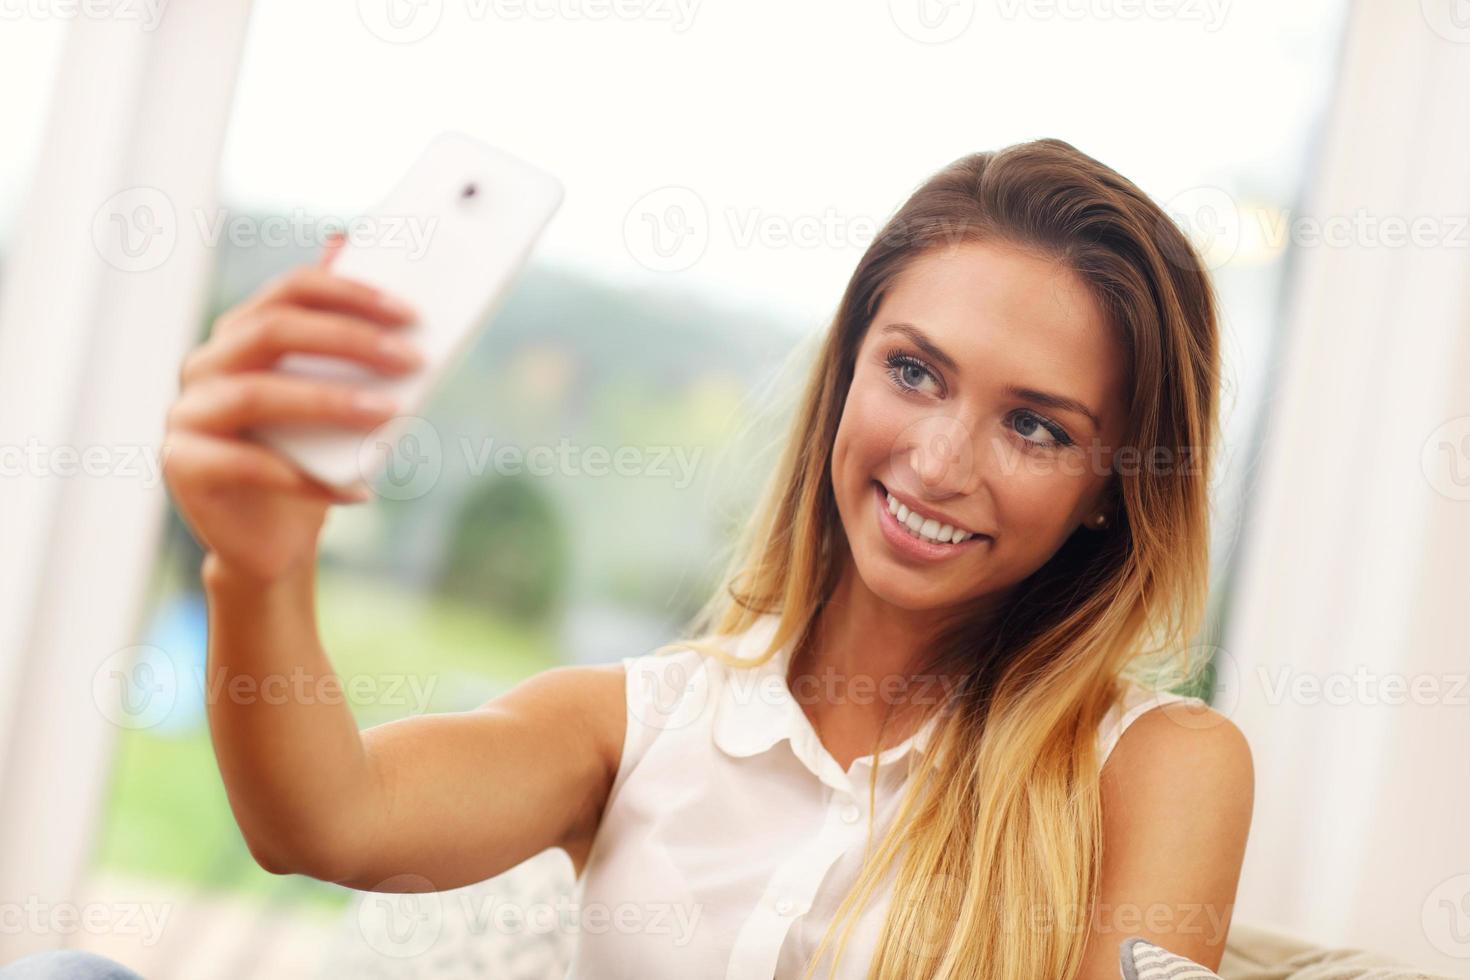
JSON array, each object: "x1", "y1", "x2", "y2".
[{"x1": 1083, "y1": 479, "x2": 1118, "y2": 532}]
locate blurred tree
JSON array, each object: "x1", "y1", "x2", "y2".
[{"x1": 435, "y1": 475, "x2": 567, "y2": 625}]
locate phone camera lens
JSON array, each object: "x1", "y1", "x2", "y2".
[{"x1": 461, "y1": 182, "x2": 478, "y2": 199}]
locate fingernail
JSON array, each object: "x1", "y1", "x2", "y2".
[
  {"x1": 376, "y1": 292, "x2": 417, "y2": 321},
  {"x1": 378, "y1": 336, "x2": 424, "y2": 367},
  {"x1": 354, "y1": 391, "x2": 398, "y2": 415}
]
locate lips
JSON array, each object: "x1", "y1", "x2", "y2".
[
  {"x1": 872, "y1": 480, "x2": 988, "y2": 562},
  {"x1": 878, "y1": 481, "x2": 979, "y2": 543}
]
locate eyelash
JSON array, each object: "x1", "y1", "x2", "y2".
[{"x1": 881, "y1": 348, "x2": 1076, "y2": 450}]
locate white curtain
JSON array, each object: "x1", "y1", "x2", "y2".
[
  {"x1": 0, "y1": 3, "x2": 254, "y2": 961},
  {"x1": 1222, "y1": 1, "x2": 1470, "y2": 973}
]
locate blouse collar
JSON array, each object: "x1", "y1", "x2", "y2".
[{"x1": 710, "y1": 613, "x2": 944, "y2": 795}]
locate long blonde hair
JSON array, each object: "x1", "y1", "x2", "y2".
[{"x1": 655, "y1": 138, "x2": 1222, "y2": 979}]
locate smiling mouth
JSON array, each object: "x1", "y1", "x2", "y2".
[{"x1": 873, "y1": 480, "x2": 989, "y2": 554}]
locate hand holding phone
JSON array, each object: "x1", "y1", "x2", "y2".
[
  {"x1": 250, "y1": 130, "x2": 565, "y2": 491},
  {"x1": 162, "y1": 131, "x2": 563, "y2": 583}
]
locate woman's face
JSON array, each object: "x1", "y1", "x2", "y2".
[{"x1": 830, "y1": 239, "x2": 1129, "y2": 613}]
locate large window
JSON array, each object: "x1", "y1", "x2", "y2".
[{"x1": 73, "y1": 2, "x2": 1349, "y2": 975}]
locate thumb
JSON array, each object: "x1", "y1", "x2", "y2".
[{"x1": 318, "y1": 229, "x2": 346, "y2": 269}]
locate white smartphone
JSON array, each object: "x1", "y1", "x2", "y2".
[{"x1": 249, "y1": 130, "x2": 564, "y2": 491}]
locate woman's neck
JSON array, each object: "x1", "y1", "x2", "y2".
[{"x1": 789, "y1": 558, "x2": 994, "y2": 739}]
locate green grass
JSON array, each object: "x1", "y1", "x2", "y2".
[{"x1": 90, "y1": 566, "x2": 561, "y2": 910}]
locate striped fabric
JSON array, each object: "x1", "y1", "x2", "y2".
[{"x1": 1119, "y1": 936, "x2": 1223, "y2": 980}]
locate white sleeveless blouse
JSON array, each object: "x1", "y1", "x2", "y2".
[{"x1": 565, "y1": 613, "x2": 1203, "y2": 979}]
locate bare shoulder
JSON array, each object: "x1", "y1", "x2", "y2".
[
  {"x1": 1100, "y1": 701, "x2": 1254, "y2": 843},
  {"x1": 1088, "y1": 701, "x2": 1254, "y2": 971},
  {"x1": 477, "y1": 662, "x2": 629, "y2": 878},
  {"x1": 481, "y1": 662, "x2": 628, "y2": 791},
  {"x1": 1102, "y1": 701, "x2": 1254, "y2": 803}
]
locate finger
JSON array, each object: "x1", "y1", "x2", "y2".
[
  {"x1": 319, "y1": 230, "x2": 346, "y2": 270},
  {"x1": 181, "y1": 308, "x2": 424, "y2": 387},
  {"x1": 237, "y1": 264, "x2": 418, "y2": 328},
  {"x1": 168, "y1": 372, "x2": 400, "y2": 436},
  {"x1": 163, "y1": 429, "x2": 360, "y2": 503}
]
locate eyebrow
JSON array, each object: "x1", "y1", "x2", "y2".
[{"x1": 878, "y1": 321, "x2": 1103, "y2": 433}]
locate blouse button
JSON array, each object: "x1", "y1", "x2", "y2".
[
  {"x1": 840, "y1": 803, "x2": 861, "y2": 824},
  {"x1": 775, "y1": 897, "x2": 795, "y2": 916}
]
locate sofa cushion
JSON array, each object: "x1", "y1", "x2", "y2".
[
  {"x1": 1120, "y1": 936, "x2": 1223, "y2": 979},
  {"x1": 1219, "y1": 921, "x2": 1457, "y2": 979},
  {"x1": 1120, "y1": 925, "x2": 1458, "y2": 980}
]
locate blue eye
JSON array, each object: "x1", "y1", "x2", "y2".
[
  {"x1": 1010, "y1": 410, "x2": 1073, "y2": 449},
  {"x1": 882, "y1": 347, "x2": 1074, "y2": 450},
  {"x1": 884, "y1": 350, "x2": 941, "y2": 395}
]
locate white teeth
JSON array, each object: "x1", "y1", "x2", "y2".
[{"x1": 884, "y1": 489, "x2": 976, "y2": 545}]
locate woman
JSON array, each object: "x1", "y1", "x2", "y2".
[{"x1": 149, "y1": 137, "x2": 1250, "y2": 980}]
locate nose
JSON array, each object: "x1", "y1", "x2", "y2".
[{"x1": 893, "y1": 413, "x2": 983, "y2": 499}]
